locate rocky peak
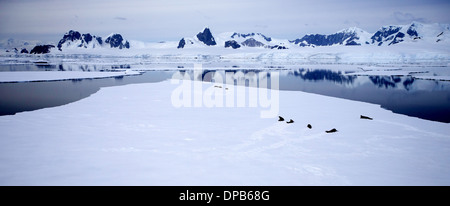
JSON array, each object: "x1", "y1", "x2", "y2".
[
  {"x1": 105, "y1": 33, "x2": 130, "y2": 49},
  {"x1": 371, "y1": 26, "x2": 402, "y2": 45},
  {"x1": 177, "y1": 38, "x2": 186, "y2": 49},
  {"x1": 57, "y1": 30, "x2": 82, "y2": 50},
  {"x1": 196, "y1": 28, "x2": 216, "y2": 46},
  {"x1": 241, "y1": 38, "x2": 265, "y2": 47},
  {"x1": 57, "y1": 30, "x2": 104, "y2": 50}
]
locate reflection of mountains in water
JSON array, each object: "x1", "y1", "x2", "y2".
[
  {"x1": 369, "y1": 76, "x2": 415, "y2": 90},
  {"x1": 287, "y1": 69, "x2": 419, "y2": 91},
  {"x1": 185, "y1": 68, "x2": 421, "y2": 91},
  {"x1": 176, "y1": 69, "x2": 268, "y2": 82},
  {"x1": 57, "y1": 64, "x2": 131, "y2": 72},
  {"x1": 0, "y1": 63, "x2": 132, "y2": 72},
  {"x1": 190, "y1": 69, "x2": 355, "y2": 84},
  {"x1": 288, "y1": 69, "x2": 356, "y2": 84}
]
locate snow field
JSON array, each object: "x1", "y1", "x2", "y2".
[{"x1": 0, "y1": 79, "x2": 449, "y2": 185}]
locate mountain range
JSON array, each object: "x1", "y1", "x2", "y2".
[
  {"x1": 57, "y1": 30, "x2": 130, "y2": 51},
  {"x1": 174, "y1": 22, "x2": 448, "y2": 50},
  {"x1": 2, "y1": 21, "x2": 449, "y2": 54}
]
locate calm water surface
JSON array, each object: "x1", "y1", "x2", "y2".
[{"x1": 1, "y1": 64, "x2": 449, "y2": 123}]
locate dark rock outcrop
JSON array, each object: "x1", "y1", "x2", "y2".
[
  {"x1": 241, "y1": 38, "x2": 265, "y2": 47},
  {"x1": 105, "y1": 34, "x2": 130, "y2": 49},
  {"x1": 177, "y1": 38, "x2": 185, "y2": 49},
  {"x1": 196, "y1": 28, "x2": 216, "y2": 46},
  {"x1": 57, "y1": 30, "x2": 82, "y2": 51},
  {"x1": 82, "y1": 33, "x2": 93, "y2": 44},
  {"x1": 389, "y1": 32, "x2": 405, "y2": 45},
  {"x1": 231, "y1": 32, "x2": 272, "y2": 42},
  {"x1": 291, "y1": 31, "x2": 362, "y2": 47},
  {"x1": 20, "y1": 48, "x2": 28, "y2": 53},
  {"x1": 268, "y1": 45, "x2": 288, "y2": 49},
  {"x1": 407, "y1": 24, "x2": 419, "y2": 37},
  {"x1": 96, "y1": 36, "x2": 103, "y2": 45},
  {"x1": 30, "y1": 45, "x2": 55, "y2": 54},
  {"x1": 224, "y1": 40, "x2": 241, "y2": 49},
  {"x1": 371, "y1": 26, "x2": 402, "y2": 46}
]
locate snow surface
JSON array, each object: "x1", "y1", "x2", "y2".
[
  {"x1": 0, "y1": 79, "x2": 449, "y2": 186},
  {"x1": 337, "y1": 27, "x2": 373, "y2": 45},
  {"x1": 0, "y1": 70, "x2": 140, "y2": 83}
]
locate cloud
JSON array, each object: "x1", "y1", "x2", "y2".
[
  {"x1": 254, "y1": 24, "x2": 268, "y2": 29},
  {"x1": 343, "y1": 20, "x2": 361, "y2": 27},
  {"x1": 392, "y1": 12, "x2": 430, "y2": 24},
  {"x1": 114, "y1": 16, "x2": 127, "y2": 21}
]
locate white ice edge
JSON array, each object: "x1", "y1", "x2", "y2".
[{"x1": 0, "y1": 70, "x2": 141, "y2": 83}]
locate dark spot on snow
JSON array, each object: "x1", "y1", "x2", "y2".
[{"x1": 326, "y1": 128, "x2": 338, "y2": 133}]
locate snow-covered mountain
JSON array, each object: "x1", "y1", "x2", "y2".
[
  {"x1": 57, "y1": 30, "x2": 130, "y2": 51},
  {"x1": 0, "y1": 38, "x2": 32, "y2": 49},
  {"x1": 177, "y1": 27, "x2": 290, "y2": 49},
  {"x1": 370, "y1": 22, "x2": 450, "y2": 46},
  {"x1": 0, "y1": 38, "x2": 46, "y2": 54},
  {"x1": 196, "y1": 28, "x2": 217, "y2": 46},
  {"x1": 177, "y1": 27, "x2": 219, "y2": 49},
  {"x1": 104, "y1": 33, "x2": 130, "y2": 49},
  {"x1": 2, "y1": 21, "x2": 449, "y2": 56},
  {"x1": 175, "y1": 22, "x2": 449, "y2": 50},
  {"x1": 289, "y1": 22, "x2": 449, "y2": 47},
  {"x1": 57, "y1": 30, "x2": 102, "y2": 51},
  {"x1": 225, "y1": 32, "x2": 290, "y2": 49},
  {"x1": 227, "y1": 32, "x2": 272, "y2": 48},
  {"x1": 290, "y1": 27, "x2": 372, "y2": 47}
]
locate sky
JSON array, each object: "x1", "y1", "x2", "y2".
[{"x1": 0, "y1": 0, "x2": 449, "y2": 43}]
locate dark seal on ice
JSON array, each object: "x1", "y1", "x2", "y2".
[
  {"x1": 326, "y1": 128, "x2": 338, "y2": 133},
  {"x1": 360, "y1": 115, "x2": 373, "y2": 120}
]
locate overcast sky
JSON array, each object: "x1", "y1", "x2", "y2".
[{"x1": 0, "y1": 0, "x2": 449, "y2": 43}]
